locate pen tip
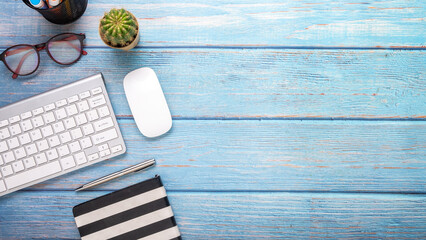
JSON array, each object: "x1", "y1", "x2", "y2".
[{"x1": 75, "y1": 186, "x2": 83, "y2": 192}]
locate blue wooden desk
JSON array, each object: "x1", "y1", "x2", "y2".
[{"x1": 0, "y1": 1, "x2": 425, "y2": 239}]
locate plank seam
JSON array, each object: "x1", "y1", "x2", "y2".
[
  {"x1": 87, "y1": 46, "x2": 426, "y2": 50},
  {"x1": 20, "y1": 189, "x2": 426, "y2": 195},
  {"x1": 1, "y1": 46, "x2": 425, "y2": 50},
  {"x1": 116, "y1": 116, "x2": 426, "y2": 121}
]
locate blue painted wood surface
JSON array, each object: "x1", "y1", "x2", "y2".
[
  {"x1": 0, "y1": 49, "x2": 425, "y2": 118},
  {"x1": 0, "y1": 0, "x2": 425, "y2": 239},
  {"x1": 1, "y1": 0, "x2": 425, "y2": 47}
]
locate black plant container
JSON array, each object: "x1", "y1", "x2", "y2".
[{"x1": 22, "y1": 0, "x2": 88, "y2": 25}]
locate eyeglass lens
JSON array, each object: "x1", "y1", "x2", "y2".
[
  {"x1": 48, "y1": 34, "x2": 82, "y2": 64},
  {"x1": 4, "y1": 45, "x2": 39, "y2": 76}
]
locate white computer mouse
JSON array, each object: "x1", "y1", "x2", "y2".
[{"x1": 123, "y1": 67, "x2": 172, "y2": 138}]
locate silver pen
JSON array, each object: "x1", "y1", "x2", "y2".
[{"x1": 75, "y1": 159, "x2": 156, "y2": 191}]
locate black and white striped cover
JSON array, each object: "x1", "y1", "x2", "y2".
[{"x1": 73, "y1": 176, "x2": 181, "y2": 240}]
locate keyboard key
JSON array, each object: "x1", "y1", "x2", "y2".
[
  {"x1": 44, "y1": 103, "x2": 55, "y2": 112},
  {"x1": 12, "y1": 161, "x2": 24, "y2": 173},
  {"x1": 0, "y1": 181, "x2": 6, "y2": 192},
  {"x1": 32, "y1": 116, "x2": 44, "y2": 128},
  {"x1": 23, "y1": 157, "x2": 36, "y2": 169},
  {"x1": 74, "y1": 152, "x2": 87, "y2": 165},
  {"x1": 1, "y1": 165, "x2": 13, "y2": 177},
  {"x1": 82, "y1": 124, "x2": 94, "y2": 135},
  {"x1": 99, "y1": 149, "x2": 111, "y2": 157},
  {"x1": 53, "y1": 122, "x2": 65, "y2": 134},
  {"x1": 10, "y1": 124, "x2": 22, "y2": 136},
  {"x1": 79, "y1": 91, "x2": 90, "y2": 99},
  {"x1": 69, "y1": 141, "x2": 81, "y2": 153},
  {"x1": 87, "y1": 110, "x2": 99, "y2": 121},
  {"x1": 35, "y1": 153, "x2": 47, "y2": 165},
  {"x1": 21, "y1": 119, "x2": 33, "y2": 132},
  {"x1": 77, "y1": 100, "x2": 89, "y2": 112},
  {"x1": 60, "y1": 156, "x2": 76, "y2": 170},
  {"x1": 98, "y1": 106, "x2": 110, "y2": 118},
  {"x1": 64, "y1": 117, "x2": 76, "y2": 129},
  {"x1": 21, "y1": 111, "x2": 32, "y2": 120},
  {"x1": 0, "y1": 155, "x2": 3, "y2": 165},
  {"x1": 2, "y1": 152, "x2": 15, "y2": 164},
  {"x1": 68, "y1": 95, "x2": 79, "y2": 103},
  {"x1": 0, "y1": 128, "x2": 10, "y2": 140},
  {"x1": 87, "y1": 153, "x2": 99, "y2": 161},
  {"x1": 88, "y1": 95, "x2": 106, "y2": 108},
  {"x1": 71, "y1": 128, "x2": 83, "y2": 139},
  {"x1": 48, "y1": 136, "x2": 60, "y2": 148},
  {"x1": 75, "y1": 114, "x2": 87, "y2": 125},
  {"x1": 9, "y1": 115, "x2": 20, "y2": 124},
  {"x1": 36, "y1": 139, "x2": 49, "y2": 152},
  {"x1": 60, "y1": 132, "x2": 72, "y2": 144},
  {"x1": 43, "y1": 112, "x2": 56, "y2": 124},
  {"x1": 32, "y1": 107, "x2": 44, "y2": 116},
  {"x1": 55, "y1": 99, "x2": 67, "y2": 108},
  {"x1": 111, "y1": 144, "x2": 123, "y2": 153},
  {"x1": 80, "y1": 137, "x2": 92, "y2": 149},
  {"x1": 41, "y1": 125, "x2": 54, "y2": 137},
  {"x1": 66, "y1": 104, "x2": 78, "y2": 116},
  {"x1": 30, "y1": 129, "x2": 42, "y2": 141},
  {"x1": 7, "y1": 137, "x2": 19, "y2": 149},
  {"x1": 18, "y1": 133, "x2": 31, "y2": 145},
  {"x1": 0, "y1": 120, "x2": 9, "y2": 128},
  {"x1": 46, "y1": 149, "x2": 58, "y2": 161},
  {"x1": 94, "y1": 117, "x2": 114, "y2": 132},
  {"x1": 25, "y1": 143, "x2": 37, "y2": 156},
  {"x1": 92, "y1": 128, "x2": 118, "y2": 145},
  {"x1": 14, "y1": 147, "x2": 26, "y2": 160},
  {"x1": 0, "y1": 141, "x2": 8, "y2": 153},
  {"x1": 58, "y1": 145, "x2": 70, "y2": 157},
  {"x1": 55, "y1": 108, "x2": 67, "y2": 120},
  {"x1": 98, "y1": 144, "x2": 109, "y2": 151},
  {"x1": 91, "y1": 87, "x2": 102, "y2": 95},
  {"x1": 4, "y1": 161, "x2": 61, "y2": 189}
]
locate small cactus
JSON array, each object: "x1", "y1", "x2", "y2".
[{"x1": 99, "y1": 8, "x2": 139, "y2": 48}]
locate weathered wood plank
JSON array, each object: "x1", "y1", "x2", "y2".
[
  {"x1": 0, "y1": 191, "x2": 424, "y2": 239},
  {"x1": 0, "y1": 0, "x2": 425, "y2": 47},
  {"x1": 17, "y1": 119, "x2": 425, "y2": 192},
  {"x1": 0, "y1": 49, "x2": 424, "y2": 118}
]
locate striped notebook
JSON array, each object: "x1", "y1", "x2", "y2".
[{"x1": 73, "y1": 176, "x2": 181, "y2": 240}]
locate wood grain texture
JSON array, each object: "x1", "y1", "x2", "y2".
[
  {"x1": 0, "y1": 0, "x2": 425, "y2": 47},
  {"x1": 18, "y1": 120, "x2": 425, "y2": 192},
  {"x1": 0, "y1": 191, "x2": 425, "y2": 239},
  {"x1": 0, "y1": 49, "x2": 424, "y2": 119},
  {"x1": 0, "y1": 0, "x2": 425, "y2": 239}
]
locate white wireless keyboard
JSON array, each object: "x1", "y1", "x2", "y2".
[{"x1": 0, "y1": 73, "x2": 126, "y2": 197}]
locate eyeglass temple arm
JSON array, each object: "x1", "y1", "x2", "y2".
[
  {"x1": 4, "y1": 47, "x2": 33, "y2": 57},
  {"x1": 7, "y1": 36, "x2": 86, "y2": 57},
  {"x1": 49, "y1": 36, "x2": 87, "y2": 54}
]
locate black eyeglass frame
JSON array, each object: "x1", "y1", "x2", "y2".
[{"x1": 0, "y1": 33, "x2": 87, "y2": 79}]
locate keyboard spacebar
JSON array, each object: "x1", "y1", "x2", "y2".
[{"x1": 5, "y1": 161, "x2": 62, "y2": 189}]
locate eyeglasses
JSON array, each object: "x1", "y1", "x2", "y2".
[{"x1": 0, "y1": 33, "x2": 87, "y2": 79}]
